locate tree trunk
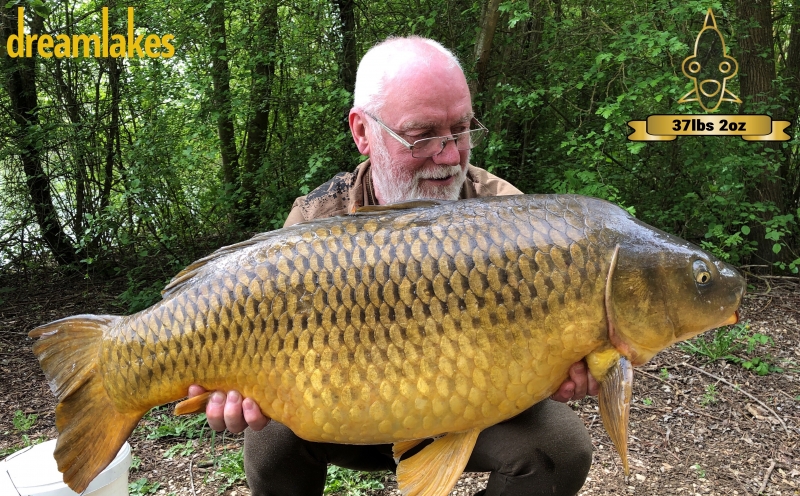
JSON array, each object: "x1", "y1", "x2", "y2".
[
  {"x1": 474, "y1": 0, "x2": 503, "y2": 95},
  {"x1": 784, "y1": 3, "x2": 800, "y2": 211},
  {"x1": 736, "y1": 0, "x2": 786, "y2": 267},
  {"x1": 101, "y1": 57, "x2": 121, "y2": 214},
  {"x1": 335, "y1": 0, "x2": 357, "y2": 111},
  {"x1": 1, "y1": 6, "x2": 77, "y2": 265},
  {"x1": 207, "y1": 0, "x2": 239, "y2": 211},
  {"x1": 241, "y1": 0, "x2": 279, "y2": 227}
]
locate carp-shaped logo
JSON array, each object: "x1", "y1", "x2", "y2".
[
  {"x1": 627, "y1": 8, "x2": 790, "y2": 142},
  {"x1": 677, "y1": 9, "x2": 741, "y2": 112}
]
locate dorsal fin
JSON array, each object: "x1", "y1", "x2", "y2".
[
  {"x1": 160, "y1": 231, "x2": 279, "y2": 298},
  {"x1": 352, "y1": 199, "x2": 447, "y2": 214}
]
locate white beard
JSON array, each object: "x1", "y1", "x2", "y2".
[{"x1": 370, "y1": 130, "x2": 468, "y2": 204}]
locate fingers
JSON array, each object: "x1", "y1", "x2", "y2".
[
  {"x1": 188, "y1": 384, "x2": 207, "y2": 398},
  {"x1": 242, "y1": 398, "x2": 270, "y2": 431},
  {"x1": 569, "y1": 361, "x2": 589, "y2": 400},
  {"x1": 551, "y1": 361, "x2": 600, "y2": 402},
  {"x1": 587, "y1": 369, "x2": 599, "y2": 396},
  {"x1": 205, "y1": 391, "x2": 228, "y2": 432},
  {"x1": 223, "y1": 391, "x2": 248, "y2": 434},
  {"x1": 550, "y1": 380, "x2": 576, "y2": 403},
  {"x1": 203, "y1": 390, "x2": 266, "y2": 434}
]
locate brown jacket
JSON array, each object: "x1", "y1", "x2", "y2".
[{"x1": 284, "y1": 160, "x2": 522, "y2": 227}]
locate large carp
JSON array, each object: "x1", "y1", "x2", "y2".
[{"x1": 30, "y1": 194, "x2": 744, "y2": 495}]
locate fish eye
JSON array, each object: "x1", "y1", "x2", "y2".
[
  {"x1": 693, "y1": 260, "x2": 712, "y2": 286},
  {"x1": 719, "y1": 61, "x2": 731, "y2": 73},
  {"x1": 689, "y1": 61, "x2": 701, "y2": 74}
]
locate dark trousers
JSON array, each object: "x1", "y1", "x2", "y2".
[{"x1": 244, "y1": 399, "x2": 593, "y2": 496}]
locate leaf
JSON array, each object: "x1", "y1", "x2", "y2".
[
  {"x1": 772, "y1": 243, "x2": 781, "y2": 254},
  {"x1": 740, "y1": 225, "x2": 750, "y2": 235}
]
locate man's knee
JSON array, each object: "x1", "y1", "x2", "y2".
[
  {"x1": 470, "y1": 400, "x2": 593, "y2": 495},
  {"x1": 244, "y1": 422, "x2": 327, "y2": 496}
]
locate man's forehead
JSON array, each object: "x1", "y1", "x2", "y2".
[{"x1": 399, "y1": 112, "x2": 473, "y2": 131}]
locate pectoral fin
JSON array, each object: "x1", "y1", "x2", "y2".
[
  {"x1": 174, "y1": 392, "x2": 213, "y2": 415},
  {"x1": 598, "y1": 356, "x2": 633, "y2": 476},
  {"x1": 395, "y1": 428, "x2": 481, "y2": 496}
]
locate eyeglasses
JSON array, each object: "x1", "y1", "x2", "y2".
[{"x1": 364, "y1": 112, "x2": 488, "y2": 158}]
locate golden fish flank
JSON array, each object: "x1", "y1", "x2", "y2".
[{"x1": 30, "y1": 194, "x2": 745, "y2": 496}]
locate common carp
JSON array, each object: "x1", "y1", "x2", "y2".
[{"x1": 30, "y1": 194, "x2": 745, "y2": 495}]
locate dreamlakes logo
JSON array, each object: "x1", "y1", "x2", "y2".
[{"x1": 4, "y1": 7, "x2": 175, "y2": 58}]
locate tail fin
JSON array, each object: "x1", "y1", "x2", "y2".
[{"x1": 30, "y1": 315, "x2": 145, "y2": 493}]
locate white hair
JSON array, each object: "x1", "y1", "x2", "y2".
[{"x1": 353, "y1": 36, "x2": 463, "y2": 116}]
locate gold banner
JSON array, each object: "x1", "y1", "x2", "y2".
[{"x1": 627, "y1": 115, "x2": 791, "y2": 141}]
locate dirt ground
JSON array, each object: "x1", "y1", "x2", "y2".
[{"x1": 1, "y1": 270, "x2": 798, "y2": 496}]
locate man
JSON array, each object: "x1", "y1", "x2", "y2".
[{"x1": 191, "y1": 36, "x2": 597, "y2": 496}]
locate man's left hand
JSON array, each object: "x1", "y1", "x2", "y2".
[{"x1": 551, "y1": 360, "x2": 598, "y2": 402}]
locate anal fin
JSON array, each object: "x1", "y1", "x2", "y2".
[
  {"x1": 396, "y1": 428, "x2": 481, "y2": 496},
  {"x1": 174, "y1": 392, "x2": 213, "y2": 415},
  {"x1": 392, "y1": 439, "x2": 426, "y2": 463}
]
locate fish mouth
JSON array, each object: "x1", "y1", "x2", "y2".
[{"x1": 722, "y1": 310, "x2": 739, "y2": 326}]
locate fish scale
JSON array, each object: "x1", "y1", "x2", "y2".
[{"x1": 30, "y1": 194, "x2": 745, "y2": 495}]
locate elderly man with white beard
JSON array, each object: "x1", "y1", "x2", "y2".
[{"x1": 191, "y1": 36, "x2": 597, "y2": 496}]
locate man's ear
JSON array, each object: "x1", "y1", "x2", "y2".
[{"x1": 349, "y1": 110, "x2": 371, "y2": 156}]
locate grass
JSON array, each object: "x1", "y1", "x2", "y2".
[
  {"x1": 679, "y1": 321, "x2": 783, "y2": 375},
  {"x1": 208, "y1": 446, "x2": 247, "y2": 493},
  {"x1": 324, "y1": 466, "x2": 386, "y2": 495},
  {"x1": 131, "y1": 405, "x2": 384, "y2": 495},
  {"x1": 138, "y1": 406, "x2": 208, "y2": 440},
  {"x1": 13, "y1": 410, "x2": 37, "y2": 431},
  {"x1": 691, "y1": 463, "x2": 706, "y2": 479},
  {"x1": 129, "y1": 477, "x2": 161, "y2": 496},
  {"x1": 163, "y1": 440, "x2": 195, "y2": 459},
  {"x1": 700, "y1": 384, "x2": 718, "y2": 406},
  {"x1": 0, "y1": 410, "x2": 43, "y2": 457}
]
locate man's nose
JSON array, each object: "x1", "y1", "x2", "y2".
[{"x1": 432, "y1": 137, "x2": 461, "y2": 164}]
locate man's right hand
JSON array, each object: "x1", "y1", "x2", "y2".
[{"x1": 188, "y1": 385, "x2": 270, "y2": 433}]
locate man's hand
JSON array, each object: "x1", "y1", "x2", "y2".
[
  {"x1": 551, "y1": 361, "x2": 599, "y2": 402},
  {"x1": 188, "y1": 385, "x2": 270, "y2": 433}
]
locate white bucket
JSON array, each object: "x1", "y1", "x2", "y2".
[{"x1": 0, "y1": 439, "x2": 132, "y2": 496}]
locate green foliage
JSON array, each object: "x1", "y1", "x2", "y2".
[
  {"x1": 679, "y1": 322, "x2": 751, "y2": 362},
  {"x1": 163, "y1": 440, "x2": 196, "y2": 459},
  {"x1": 700, "y1": 384, "x2": 718, "y2": 406},
  {"x1": 1, "y1": 0, "x2": 798, "y2": 279},
  {"x1": 12, "y1": 410, "x2": 37, "y2": 432},
  {"x1": 146, "y1": 414, "x2": 208, "y2": 440},
  {"x1": 680, "y1": 322, "x2": 783, "y2": 375},
  {"x1": 0, "y1": 412, "x2": 43, "y2": 457},
  {"x1": 324, "y1": 466, "x2": 386, "y2": 495},
  {"x1": 208, "y1": 447, "x2": 247, "y2": 493},
  {"x1": 691, "y1": 463, "x2": 706, "y2": 479},
  {"x1": 118, "y1": 276, "x2": 171, "y2": 314},
  {"x1": 642, "y1": 397, "x2": 653, "y2": 406},
  {"x1": 129, "y1": 478, "x2": 161, "y2": 496},
  {"x1": 138, "y1": 406, "x2": 208, "y2": 440}
]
